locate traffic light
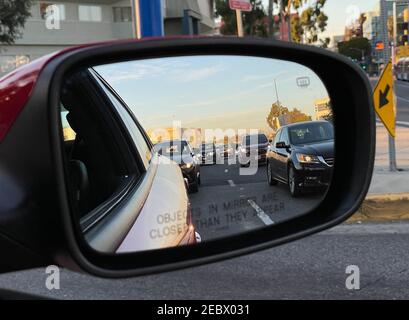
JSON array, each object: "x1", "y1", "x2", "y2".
[
  {"x1": 359, "y1": 62, "x2": 368, "y2": 72},
  {"x1": 375, "y1": 41, "x2": 384, "y2": 50}
]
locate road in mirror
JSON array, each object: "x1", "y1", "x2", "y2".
[{"x1": 60, "y1": 55, "x2": 334, "y2": 254}]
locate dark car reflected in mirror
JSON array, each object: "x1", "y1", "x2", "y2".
[{"x1": 59, "y1": 55, "x2": 334, "y2": 254}]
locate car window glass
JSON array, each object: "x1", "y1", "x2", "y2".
[
  {"x1": 60, "y1": 106, "x2": 76, "y2": 142},
  {"x1": 245, "y1": 134, "x2": 268, "y2": 145},
  {"x1": 273, "y1": 129, "x2": 282, "y2": 146},
  {"x1": 92, "y1": 71, "x2": 152, "y2": 168},
  {"x1": 280, "y1": 129, "x2": 289, "y2": 144},
  {"x1": 289, "y1": 122, "x2": 334, "y2": 145}
]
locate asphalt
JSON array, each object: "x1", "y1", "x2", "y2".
[
  {"x1": 189, "y1": 160, "x2": 322, "y2": 241},
  {"x1": 394, "y1": 80, "x2": 409, "y2": 123},
  {"x1": 0, "y1": 221, "x2": 408, "y2": 299}
]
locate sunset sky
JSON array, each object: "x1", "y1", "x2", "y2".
[{"x1": 96, "y1": 55, "x2": 329, "y2": 134}]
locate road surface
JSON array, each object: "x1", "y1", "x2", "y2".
[
  {"x1": 189, "y1": 160, "x2": 323, "y2": 241},
  {"x1": 0, "y1": 222, "x2": 408, "y2": 299}
]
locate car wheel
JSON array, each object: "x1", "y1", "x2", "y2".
[
  {"x1": 189, "y1": 179, "x2": 199, "y2": 193},
  {"x1": 267, "y1": 161, "x2": 278, "y2": 186},
  {"x1": 288, "y1": 165, "x2": 301, "y2": 197}
]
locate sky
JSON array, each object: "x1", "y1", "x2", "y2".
[
  {"x1": 261, "y1": 0, "x2": 379, "y2": 39},
  {"x1": 95, "y1": 56, "x2": 329, "y2": 135}
]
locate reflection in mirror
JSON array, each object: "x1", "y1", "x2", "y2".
[{"x1": 59, "y1": 55, "x2": 334, "y2": 254}]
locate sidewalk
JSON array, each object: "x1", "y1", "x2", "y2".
[
  {"x1": 368, "y1": 123, "x2": 409, "y2": 195},
  {"x1": 348, "y1": 123, "x2": 409, "y2": 223}
]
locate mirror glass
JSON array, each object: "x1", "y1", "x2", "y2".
[{"x1": 59, "y1": 55, "x2": 334, "y2": 254}]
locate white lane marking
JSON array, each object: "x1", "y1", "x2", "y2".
[
  {"x1": 248, "y1": 199, "x2": 275, "y2": 226},
  {"x1": 224, "y1": 169, "x2": 229, "y2": 173},
  {"x1": 228, "y1": 180, "x2": 236, "y2": 187},
  {"x1": 397, "y1": 95, "x2": 409, "y2": 104},
  {"x1": 377, "y1": 119, "x2": 409, "y2": 128},
  {"x1": 397, "y1": 121, "x2": 409, "y2": 127}
]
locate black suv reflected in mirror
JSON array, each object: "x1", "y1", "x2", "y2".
[{"x1": 267, "y1": 121, "x2": 334, "y2": 197}]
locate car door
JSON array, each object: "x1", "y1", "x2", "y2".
[{"x1": 276, "y1": 128, "x2": 291, "y2": 181}]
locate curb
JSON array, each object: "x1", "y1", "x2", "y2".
[{"x1": 348, "y1": 193, "x2": 409, "y2": 223}]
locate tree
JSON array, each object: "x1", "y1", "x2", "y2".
[
  {"x1": 338, "y1": 37, "x2": 371, "y2": 61},
  {"x1": 266, "y1": 102, "x2": 311, "y2": 131},
  {"x1": 286, "y1": 107, "x2": 312, "y2": 123},
  {"x1": 216, "y1": 0, "x2": 327, "y2": 43},
  {"x1": 319, "y1": 37, "x2": 330, "y2": 48},
  {"x1": 215, "y1": 0, "x2": 267, "y2": 37},
  {"x1": 0, "y1": 1, "x2": 32, "y2": 45},
  {"x1": 270, "y1": 0, "x2": 328, "y2": 44}
]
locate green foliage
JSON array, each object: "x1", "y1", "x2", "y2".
[
  {"x1": 338, "y1": 37, "x2": 371, "y2": 61},
  {"x1": 215, "y1": 0, "x2": 327, "y2": 43},
  {"x1": 215, "y1": 0, "x2": 267, "y2": 37},
  {"x1": 0, "y1": 0, "x2": 32, "y2": 45}
]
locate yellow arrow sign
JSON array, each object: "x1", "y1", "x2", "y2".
[{"x1": 373, "y1": 60, "x2": 396, "y2": 137}]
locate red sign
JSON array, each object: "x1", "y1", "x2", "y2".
[
  {"x1": 375, "y1": 41, "x2": 385, "y2": 50},
  {"x1": 229, "y1": 0, "x2": 252, "y2": 12}
]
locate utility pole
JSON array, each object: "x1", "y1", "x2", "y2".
[
  {"x1": 131, "y1": 0, "x2": 141, "y2": 39},
  {"x1": 390, "y1": 1, "x2": 398, "y2": 171},
  {"x1": 236, "y1": 9, "x2": 244, "y2": 37}
]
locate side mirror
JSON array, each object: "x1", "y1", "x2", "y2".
[
  {"x1": 275, "y1": 141, "x2": 287, "y2": 149},
  {"x1": 0, "y1": 37, "x2": 375, "y2": 278}
]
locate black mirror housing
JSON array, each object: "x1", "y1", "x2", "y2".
[{"x1": 0, "y1": 37, "x2": 375, "y2": 278}]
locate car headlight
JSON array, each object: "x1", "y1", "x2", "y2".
[
  {"x1": 182, "y1": 162, "x2": 193, "y2": 169},
  {"x1": 296, "y1": 153, "x2": 320, "y2": 163}
]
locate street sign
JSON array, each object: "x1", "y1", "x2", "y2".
[
  {"x1": 229, "y1": 0, "x2": 252, "y2": 12},
  {"x1": 373, "y1": 60, "x2": 396, "y2": 137}
]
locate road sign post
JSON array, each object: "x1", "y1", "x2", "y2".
[
  {"x1": 373, "y1": 60, "x2": 397, "y2": 171},
  {"x1": 229, "y1": 0, "x2": 252, "y2": 37},
  {"x1": 235, "y1": 9, "x2": 244, "y2": 37}
]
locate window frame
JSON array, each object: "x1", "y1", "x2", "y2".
[
  {"x1": 112, "y1": 6, "x2": 132, "y2": 23},
  {"x1": 78, "y1": 4, "x2": 102, "y2": 22}
]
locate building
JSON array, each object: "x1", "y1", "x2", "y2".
[
  {"x1": 0, "y1": 0, "x2": 216, "y2": 77},
  {"x1": 329, "y1": 35, "x2": 344, "y2": 51},
  {"x1": 379, "y1": 0, "x2": 409, "y2": 63},
  {"x1": 314, "y1": 98, "x2": 331, "y2": 121},
  {"x1": 363, "y1": 10, "x2": 383, "y2": 64}
]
